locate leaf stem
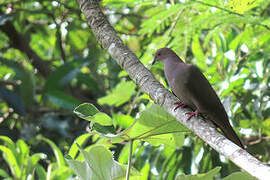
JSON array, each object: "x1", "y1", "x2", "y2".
[{"x1": 126, "y1": 139, "x2": 133, "y2": 180}]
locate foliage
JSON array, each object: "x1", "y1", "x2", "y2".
[
  {"x1": 0, "y1": 0, "x2": 269, "y2": 179},
  {"x1": 0, "y1": 135, "x2": 73, "y2": 179}
]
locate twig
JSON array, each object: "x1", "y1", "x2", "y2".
[
  {"x1": 126, "y1": 139, "x2": 133, "y2": 180},
  {"x1": 127, "y1": 89, "x2": 141, "y2": 116}
]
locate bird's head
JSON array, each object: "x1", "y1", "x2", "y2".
[{"x1": 152, "y1": 47, "x2": 181, "y2": 65}]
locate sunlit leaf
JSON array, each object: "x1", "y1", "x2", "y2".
[
  {"x1": 74, "y1": 103, "x2": 112, "y2": 126},
  {"x1": 98, "y1": 81, "x2": 136, "y2": 107},
  {"x1": 66, "y1": 144, "x2": 140, "y2": 180},
  {"x1": 0, "y1": 145, "x2": 20, "y2": 178},
  {"x1": 223, "y1": 171, "x2": 257, "y2": 180},
  {"x1": 123, "y1": 104, "x2": 187, "y2": 147},
  {"x1": 175, "y1": 166, "x2": 221, "y2": 180},
  {"x1": 68, "y1": 133, "x2": 92, "y2": 159}
]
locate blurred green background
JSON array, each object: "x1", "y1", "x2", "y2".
[{"x1": 0, "y1": 0, "x2": 269, "y2": 179}]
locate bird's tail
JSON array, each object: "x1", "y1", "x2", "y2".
[{"x1": 221, "y1": 123, "x2": 244, "y2": 149}]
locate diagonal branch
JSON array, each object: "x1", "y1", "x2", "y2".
[
  {"x1": 0, "y1": 12, "x2": 51, "y2": 77},
  {"x1": 77, "y1": 0, "x2": 270, "y2": 179}
]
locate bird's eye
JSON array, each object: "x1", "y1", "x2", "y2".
[{"x1": 157, "y1": 53, "x2": 160, "y2": 56}]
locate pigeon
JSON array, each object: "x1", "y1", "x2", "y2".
[{"x1": 152, "y1": 47, "x2": 244, "y2": 148}]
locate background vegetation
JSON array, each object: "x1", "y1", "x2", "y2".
[{"x1": 0, "y1": 0, "x2": 269, "y2": 179}]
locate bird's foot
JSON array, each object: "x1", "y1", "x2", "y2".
[
  {"x1": 186, "y1": 109, "x2": 199, "y2": 120},
  {"x1": 174, "y1": 102, "x2": 187, "y2": 111}
]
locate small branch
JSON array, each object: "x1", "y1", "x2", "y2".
[
  {"x1": 77, "y1": 0, "x2": 270, "y2": 179},
  {"x1": 0, "y1": 10, "x2": 51, "y2": 77},
  {"x1": 0, "y1": 79, "x2": 20, "y2": 86},
  {"x1": 126, "y1": 139, "x2": 133, "y2": 180},
  {"x1": 193, "y1": 0, "x2": 244, "y2": 17},
  {"x1": 165, "y1": 8, "x2": 184, "y2": 46},
  {"x1": 127, "y1": 89, "x2": 141, "y2": 116}
]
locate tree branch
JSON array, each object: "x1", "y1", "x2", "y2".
[
  {"x1": 77, "y1": 0, "x2": 270, "y2": 179},
  {"x1": 0, "y1": 11, "x2": 51, "y2": 77}
]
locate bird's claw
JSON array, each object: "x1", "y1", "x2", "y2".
[
  {"x1": 186, "y1": 109, "x2": 199, "y2": 120},
  {"x1": 174, "y1": 102, "x2": 187, "y2": 111}
]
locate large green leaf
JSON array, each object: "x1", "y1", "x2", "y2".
[
  {"x1": 44, "y1": 60, "x2": 89, "y2": 92},
  {"x1": 0, "y1": 145, "x2": 20, "y2": 178},
  {"x1": 47, "y1": 90, "x2": 80, "y2": 110},
  {"x1": 123, "y1": 104, "x2": 187, "y2": 147},
  {"x1": 16, "y1": 139, "x2": 29, "y2": 166},
  {"x1": 93, "y1": 104, "x2": 187, "y2": 147},
  {"x1": 98, "y1": 81, "x2": 136, "y2": 107},
  {"x1": 66, "y1": 144, "x2": 140, "y2": 180}
]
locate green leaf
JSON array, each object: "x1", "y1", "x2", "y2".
[
  {"x1": 0, "y1": 136, "x2": 17, "y2": 157},
  {"x1": 44, "y1": 60, "x2": 89, "y2": 92},
  {"x1": 0, "y1": 87, "x2": 26, "y2": 115},
  {"x1": 228, "y1": 0, "x2": 260, "y2": 14},
  {"x1": 77, "y1": 73, "x2": 100, "y2": 93},
  {"x1": 191, "y1": 33, "x2": 206, "y2": 70},
  {"x1": 222, "y1": 171, "x2": 257, "y2": 180},
  {"x1": 98, "y1": 81, "x2": 136, "y2": 107},
  {"x1": 74, "y1": 103, "x2": 112, "y2": 126},
  {"x1": 66, "y1": 144, "x2": 140, "y2": 180},
  {"x1": 74, "y1": 103, "x2": 99, "y2": 117},
  {"x1": 35, "y1": 165, "x2": 46, "y2": 180},
  {"x1": 30, "y1": 153, "x2": 47, "y2": 165},
  {"x1": 47, "y1": 90, "x2": 80, "y2": 110},
  {"x1": 0, "y1": 58, "x2": 35, "y2": 108},
  {"x1": 139, "y1": 4, "x2": 183, "y2": 37},
  {"x1": 175, "y1": 166, "x2": 221, "y2": 180},
  {"x1": 0, "y1": 168, "x2": 10, "y2": 178},
  {"x1": 16, "y1": 139, "x2": 29, "y2": 166},
  {"x1": 113, "y1": 114, "x2": 135, "y2": 128},
  {"x1": 37, "y1": 135, "x2": 65, "y2": 168},
  {"x1": 0, "y1": 145, "x2": 20, "y2": 178},
  {"x1": 123, "y1": 104, "x2": 187, "y2": 147},
  {"x1": 68, "y1": 133, "x2": 92, "y2": 159}
]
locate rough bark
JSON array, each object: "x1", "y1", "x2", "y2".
[{"x1": 77, "y1": 0, "x2": 270, "y2": 179}]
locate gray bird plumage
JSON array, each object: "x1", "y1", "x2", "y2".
[{"x1": 153, "y1": 47, "x2": 244, "y2": 148}]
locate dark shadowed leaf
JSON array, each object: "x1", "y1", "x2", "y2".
[
  {"x1": 47, "y1": 91, "x2": 80, "y2": 110},
  {"x1": 44, "y1": 60, "x2": 89, "y2": 92},
  {"x1": 0, "y1": 58, "x2": 35, "y2": 108},
  {"x1": 0, "y1": 14, "x2": 13, "y2": 25},
  {"x1": 0, "y1": 87, "x2": 26, "y2": 115}
]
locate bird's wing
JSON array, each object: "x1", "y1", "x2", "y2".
[
  {"x1": 184, "y1": 65, "x2": 244, "y2": 148},
  {"x1": 184, "y1": 65, "x2": 225, "y2": 115}
]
